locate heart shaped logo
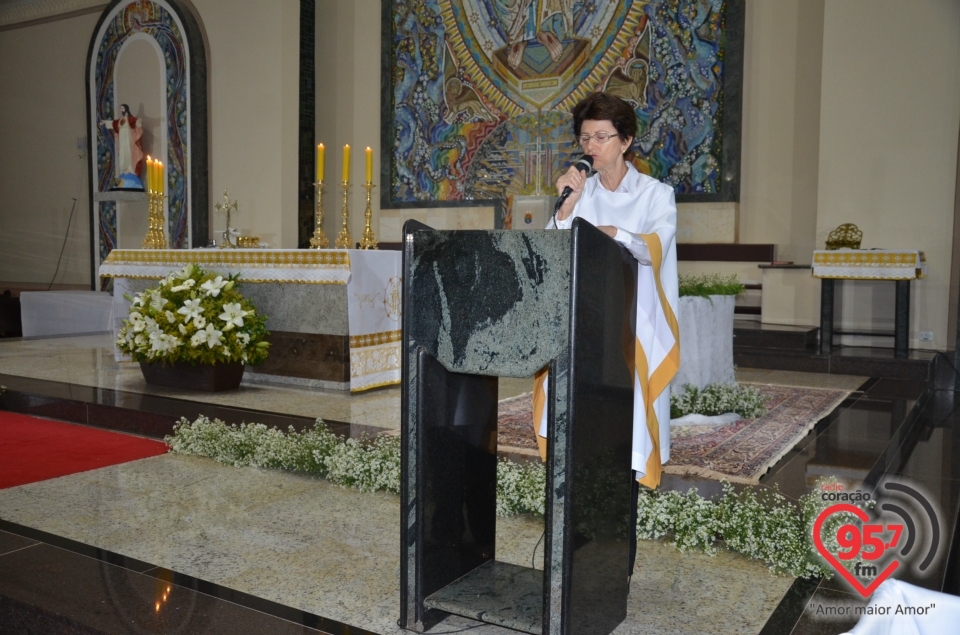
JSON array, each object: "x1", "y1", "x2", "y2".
[{"x1": 813, "y1": 503, "x2": 899, "y2": 597}]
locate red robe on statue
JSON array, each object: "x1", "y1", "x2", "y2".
[{"x1": 110, "y1": 115, "x2": 145, "y2": 178}]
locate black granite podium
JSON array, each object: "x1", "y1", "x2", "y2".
[{"x1": 399, "y1": 220, "x2": 637, "y2": 635}]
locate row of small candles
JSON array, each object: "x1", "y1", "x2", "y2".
[
  {"x1": 315, "y1": 144, "x2": 373, "y2": 183},
  {"x1": 145, "y1": 156, "x2": 166, "y2": 194}
]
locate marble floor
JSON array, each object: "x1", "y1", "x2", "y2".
[
  {"x1": 0, "y1": 453, "x2": 793, "y2": 635},
  {"x1": 0, "y1": 334, "x2": 536, "y2": 432},
  {"x1": 0, "y1": 334, "x2": 955, "y2": 635}
]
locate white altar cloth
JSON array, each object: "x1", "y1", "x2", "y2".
[
  {"x1": 98, "y1": 248, "x2": 352, "y2": 284},
  {"x1": 99, "y1": 249, "x2": 401, "y2": 392},
  {"x1": 670, "y1": 295, "x2": 736, "y2": 391},
  {"x1": 812, "y1": 249, "x2": 926, "y2": 280}
]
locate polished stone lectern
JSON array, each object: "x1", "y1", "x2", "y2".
[{"x1": 400, "y1": 220, "x2": 637, "y2": 635}]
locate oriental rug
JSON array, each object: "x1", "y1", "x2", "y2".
[{"x1": 496, "y1": 384, "x2": 850, "y2": 484}]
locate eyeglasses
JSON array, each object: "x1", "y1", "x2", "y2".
[{"x1": 577, "y1": 131, "x2": 618, "y2": 146}]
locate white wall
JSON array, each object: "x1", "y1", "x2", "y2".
[
  {"x1": 315, "y1": 0, "x2": 381, "y2": 244},
  {"x1": 0, "y1": 0, "x2": 303, "y2": 291},
  {"x1": 0, "y1": 12, "x2": 98, "y2": 287},
  {"x1": 737, "y1": 0, "x2": 824, "y2": 262},
  {"x1": 192, "y1": 0, "x2": 300, "y2": 248},
  {"x1": 817, "y1": 0, "x2": 960, "y2": 349}
]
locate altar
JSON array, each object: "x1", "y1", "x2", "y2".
[{"x1": 99, "y1": 249, "x2": 401, "y2": 392}]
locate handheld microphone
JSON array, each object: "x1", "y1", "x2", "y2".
[{"x1": 554, "y1": 155, "x2": 593, "y2": 214}]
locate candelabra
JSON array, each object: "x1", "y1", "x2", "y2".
[
  {"x1": 142, "y1": 191, "x2": 167, "y2": 249},
  {"x1": 309, "y1": 180, "x2": 329, "y2": 249},
  {"x1": 359, "y1": 182, "x2": 378, "y2": 250},
  {"x1": 335, "y1": 180, "x2": 352, "y2": 249}
]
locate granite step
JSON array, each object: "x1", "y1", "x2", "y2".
[
  {"x1": 733, "y1": 320, "x2": 818, "y2": 350},
  {"x1": 733, "y1": 345, "x2": 939, "y2": 382}
]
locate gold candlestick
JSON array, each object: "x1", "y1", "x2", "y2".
[
  {"x1": 142, "y1": 192, "x2": 167, "y2": 249},
  {"x1": 359, "y1": 181, "x2": 378, "y2": 250},
  {"x1": 214, "y1": 190, "x2": 239, "y2": 248},
  {"x1": 309, "y1": 180, "x2": 329, "y2": 249},
  {"x1": 335, "y1": 180, "x2": 352, "y2": 249}
]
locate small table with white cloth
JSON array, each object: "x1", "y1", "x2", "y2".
[
  {"x1": 812, "y1": 249, "x2": 926, "y2": 357},
  {"x1": 98, "y1": 249, "x2": 401, "y2": 391}
]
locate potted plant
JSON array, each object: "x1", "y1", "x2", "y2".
[{"x1": 116, "y1": 264, "x2": 269, "y2": 391}]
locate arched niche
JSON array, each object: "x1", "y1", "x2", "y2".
[{"x1": 86, "y1": 0, "x2": 208, "y2": 286}]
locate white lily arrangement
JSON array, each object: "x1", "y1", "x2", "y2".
[{"x1": 117, "y1": 264, "x2": 270, "y2": 365}]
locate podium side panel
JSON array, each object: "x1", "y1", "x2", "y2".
[
  {"x1": 551, "y1": 220, "x2": 635, "y2": 635},
  {"x1": 402, "y1": 226, "x2": 571, "y2": 631},
  {"x1": 417, "y1": 353, "x2": 498, "y2": 607}
]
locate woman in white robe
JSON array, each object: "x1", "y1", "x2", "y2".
[{"x1": 531, "y1": 91, "x2": 680, "y2": 577}]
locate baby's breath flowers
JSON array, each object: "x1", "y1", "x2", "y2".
[
  {"x1": 671, "y1": 383, "x2": 766, "y2": 419},
  {"x1": 168, "y1": 413, "x2": 833, "y2": 579},
  {"x1": 166, "y1": 416, "x2": 400, "y2": 494},
  {"x1": 117, "y1": 264, "x2": 269, "y2": 365}
]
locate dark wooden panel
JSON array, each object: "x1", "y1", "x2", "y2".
[
  {"x1": 255, "y1": 331, "x2": 349, "y2": 382},
  {"x1": 0, "y1": 293, "x2": 21, "y2": 337},
  {"x1": 677, "y1": 243, "x2": 776, "y2": 262},
  {"x1": 356, "y1": 242, "x2": 402, "y2": 251}
]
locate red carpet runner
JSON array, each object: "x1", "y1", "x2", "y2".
[{"x1": 0, "y1": 411, "x2": 168, "y2": 489}]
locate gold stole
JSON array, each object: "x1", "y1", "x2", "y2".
[{"x1": 531, "y1": 233, "x2": 680, "y2": 490}]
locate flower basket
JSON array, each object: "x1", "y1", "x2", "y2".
[
  {"x1": 139, "y1": 361, "x2": 245, "y2": 392},
  {"x1": 116, "y1": 264, "x2": 269, "y2": 392}
]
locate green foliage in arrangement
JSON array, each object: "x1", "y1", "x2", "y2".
[
  {"x1": 116, "y1": 264, "x2": 269, "y2": 365},
  {"x1": 678, "y1": 273, "x2": 744, "y2": 298},
  {"x1": 167, "y1": 414, "x2": 844, "y2": 579},
  {"x1": 670, "y1": 383, "x2": 767, "y2": 419}
]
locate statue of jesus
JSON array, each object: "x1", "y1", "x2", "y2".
[{"x1": 100, "y1": 104, "x2": 145, "y2": 190}]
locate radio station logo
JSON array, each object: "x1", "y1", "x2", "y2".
[{"x1": 812, "y1": 478, "x2": 942, "y2": 598}]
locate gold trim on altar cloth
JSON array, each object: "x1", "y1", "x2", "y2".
[
  {"x1": 98, "y1": 273, "x2": 348, "y2": 285},
  {"x1": 102, "y1": 249, "x2": 351, "y2": 268},
  {"x1": 349, "y1": 338, "x2": 401, "y2": 392},
  {"x1": 811, "y1": 249, "x2": 926, "y2": 280},
  {"x1": 350, "y1": 330, "x2": 401, "y2": 349}
]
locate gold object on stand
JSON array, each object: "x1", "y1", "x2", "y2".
[
  {"x1": 359, "y1": 181, "x2": 378, "y2": 250},
  {"x1": 214, "y1": 190, "x2": 240, "y2": 248},
  {"x1": 335, "y1": 180, "x2": 352, "y2": 249},
  {"x1": 309, "y1": 180, "x2": 329, "y2": 248},
  {"x1": 825, "y1": 223, "x2": 863, "y2": 250},
  {"x1": 142, "y1": 192, "x2": 167, "y2": 249},
  {"x1": 236, "y1": 236, "x2": 261, "y2": 248}
]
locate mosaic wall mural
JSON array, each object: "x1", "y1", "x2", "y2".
[
  {"x1": 386, "y1": 0, "x2": 742, "y2": 223},
  {"x1": 91, "y1": 0, "x2": 190, "y2": 272}
]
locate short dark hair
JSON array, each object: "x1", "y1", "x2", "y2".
[{"x1": 571, "y1": 92, "x2": 638, "y2": 159}]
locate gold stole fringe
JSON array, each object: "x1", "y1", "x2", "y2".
[
  {"x1": 531, "y1": 233, "x2": 680, "y2": 491},
  {"x1": 636, "y1": 233, "x2": 680, "y2": 489}
]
